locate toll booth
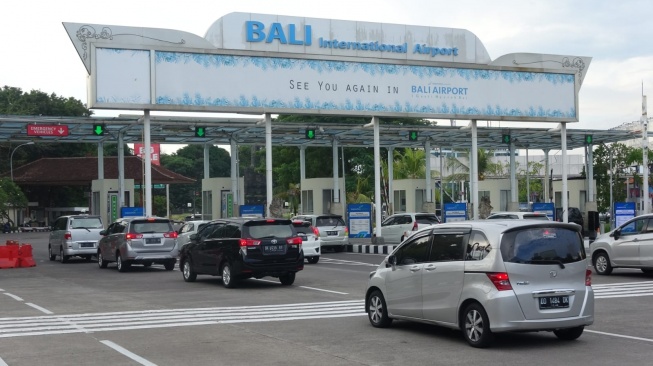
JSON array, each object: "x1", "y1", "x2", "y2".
[
  {"x1": 202, "y1": 177, "x2": 245, "y2": 220},
  {"x1": 91, "y1": 179, "x2": 135, "y2": 227}
]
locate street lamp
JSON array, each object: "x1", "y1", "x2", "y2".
[{"x1": 10, "y1": 142, "x2": 34, "y2": 181}]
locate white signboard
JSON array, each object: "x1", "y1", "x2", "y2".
[{"x1": 94, "y1": 49, "x2": 577, "y2": 121}]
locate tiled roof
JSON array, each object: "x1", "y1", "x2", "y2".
[{"x1": 9, "y1": 156, "x2": 195, "y2": 185}]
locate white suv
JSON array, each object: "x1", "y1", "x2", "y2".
[
  {"x1": 372, "y1": 213, "x2": 440, "y2": 244},
  {"x1": 291, "y1": 214, "x2": 349, "y2": 252}
]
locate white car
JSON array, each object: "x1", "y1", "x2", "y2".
[
  {"x1": 177, "y1": 220, "x2": 210, "y2": 248},
  {"x1": 486, "y1": 212, "x2": 550, "y2": 220},
  {"x1": 372, "y1": 213, "x2": 440, "y2": 244},
  {"x1": 292, "y1": 220, "x2": 321, "y2": 264}
]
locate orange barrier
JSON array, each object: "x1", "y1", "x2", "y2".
[
  {"x1": 6, "y1": 240, "x2": 19, "y2": 246},
  {"x1": 17, "y1": 244, "x2": 36, "y2": 268},
  {"x1": 0, "y1": 245, "x2": 19, "y2": 269}
]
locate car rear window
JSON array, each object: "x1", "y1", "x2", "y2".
[
  {"x1": 500, "y1": 227, "x2": 585, "y2": 265},
  {"x1": 523, "y1": 214, "x2": 549, "y2": 220},
  {"x1": 246, "y1": 221, "x2": 294, "y2": 238},
  {"x1": 130, "y1": 220, "x2": 173, "y2": 233},
  {"x1": 292, "y1": 222, "x2": 313, "y2": 234},
  {"x1": 316, "y1": 216, "x2": 345, "y2": 227},
  {"x1": 70, "y1": 217, "x2": 103, "y2": 229},
  {"x1": 415, "y1": 215, "x2": 439, "y2": 224}
]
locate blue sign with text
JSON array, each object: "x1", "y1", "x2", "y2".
[
  {"x1": 614, "y1": 202, "x2": 636, "y2": 228},
  {"x1": 532, "y1": 202, "x2": 555, "y2": 221},
  {"x1": 239, "y1": 205, "x2": 265, "y2": 217},
  {"x1": 444, "y1": 202, "x2": 467, "y2": 223},
  {"x1": 121, "y1": 207, "x2": 144, "y2": 218},
  {"x1": 347, "y1": 203, "x2": 372, "y2": 238}
]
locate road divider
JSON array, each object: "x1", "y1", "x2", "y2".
[{"x1": 0, "y1": 241, "x2": 36, "y2": 269}]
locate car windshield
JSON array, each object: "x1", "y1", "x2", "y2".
[
  {"x1": 292, "y1": 223, "x2": 313, "y2": 234},
  {"x1": 316, "y1": 217, "x2": 345, "y2": 227},
  {"x1": 70, "y1": 218, "x2": 103, "y2": 229},
  {"x1": 415, "y1": 215, "x2": 439, "y2": 224},
  {"x1": 500, "y1": 227, "x2": 585, "y2": 264}
]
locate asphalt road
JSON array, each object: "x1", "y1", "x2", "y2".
[{"x1": 1, "y1": 232, "x2": 653, "y2": 366}]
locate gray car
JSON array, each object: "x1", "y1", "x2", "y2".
[
  {"x1": 291, "y1": 214, "x2": 349, "y2": 251},
  {"x1": 97, "y1": 216, "x2": 179, "y2": 272},
  {"x1": 365, "y1": 220, "x2": 593, "y2": 348},
  {"x1": 590, "y1": 213, "x2": 653, "y2": 275},
  {"x1": 48, "y1": 215, "x2": 104, "y2": 263}
]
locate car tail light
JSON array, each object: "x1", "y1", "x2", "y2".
[
  {"x1": 64, "y1": 232, "x2": 72, "y2": 240},
  {"x1": 486, "y1": 272, "x2": 512, "y2": 291},
  {"x1": 163, "y1": 231, "x2": 178, "y2": 238},
  {"x1": 412, "y1": 221, "x2": 418, "y2": 231},
  {"x1": 239, "y1": 238, "x2": 261, "y2": 247},
  {"x1": 287, "y1": 237, "x2": 303, "y2": 245},
  {"x1": 312, "y1": 227, "x2": 319, "y2": 236},
  {"x1": 344, "y1": 226, "x2": 349, "y2": 236},
  {"x1": 126, "y1": 233, "x2": 143, "y2": 240},
  {"x1": 585, "y1": 268, "x2": 592, "y2": 286}
]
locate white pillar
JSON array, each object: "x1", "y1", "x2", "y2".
[
  {"x1": 299, "y1": 146, "x2": 306, "y2": 214},
  {"x1": 97, "y1": 142, "x2": 104, "y2": 180},
  {"x1": 562, "y1": 122, "x2": 569, "y2": 223},
  {"x1": 388, "y1": 147, "x2": 394, "y2": 213},
  {"x1": 265, "y1": 113, "x2": 273, "y2": 217},
  {"x1": 332, "y1": 138, "x2": 340, "y2": 204},
  {"x1": 143, "y1": 110, "x2": 152, "y2": 217},
  {"x1": 510, "y1": 141, "x2": 517, "y2": 205},
  {"x1": 373, "y1": 117, "x2": 382, "y2": 240},
  {"x1": 425, "y1": 139, "x2": 432, "y2": 204},
  {"x1": 544, "y1": 149, "x2": 550, "y2": 202},
  {"x1": 230, "y1": 138, "x2": 239, "y2": 208},
  {"x1": 588, "y1": 144, "x2": 594, "y2": 202},
  {"x1": 526, "y1": 146, "x2": 530, "y2": 207},
  {"x1": 439, "y1": 147, "x2": 444, "y2": 211},
  {"x1": 118, "y1": 132, "x2": 125, "y2": 207},
  {"x1": 471, "y1": 120, "x2": 478, "y2": 219},
  {"x1": 642, "y1": 95, "x2": 649, "y2": 213},
  {"x1": 203, "y1": 144, "x2": 210, "y2": 219}
]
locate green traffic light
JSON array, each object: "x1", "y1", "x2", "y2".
[
  {"x1": 585, "y1": 135, "x2": 593, "y2": 144},
  {"x1": 409, "y1": 131, "x2": 418, "y2": 141},
  {"x1": 195, "y1": 127, "x2": 205, "y2": 137},
  {"x1": 306, "y1": 129, "x2": 315, "y2": 139},
  {"x1": 92, "y1": 124, "x2": 105, "y2": 136},
  {"x1": 502, "y1": 134, "x2": 511, "y2": 144}
]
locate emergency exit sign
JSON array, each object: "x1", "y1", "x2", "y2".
[{"x1": 27, "y1": 124, "x2": 69, "y2": 136}]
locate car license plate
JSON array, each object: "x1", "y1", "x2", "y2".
[
  {"x1": 79, "y1": 242, "x2": 94, "y2": 248},
  {"x1": 327, "y1": 231, "x2": 338, "y2": 236},
  {"x1": 145, "y1": 238, "x2": 161, "y2": 244},
  {"x1": 264, "y1": 245, "x2": 285, "y2": 254},
  {"x1": 538, "y1": 295, "x2": 569, "y2": 309}
]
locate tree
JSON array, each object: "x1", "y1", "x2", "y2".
[
  {"x1": 593, "y1": 143, "x2": 643, "y2": 214},
  {"x1": 0, "y1": 178, "x2": 28, "y2": 226}
]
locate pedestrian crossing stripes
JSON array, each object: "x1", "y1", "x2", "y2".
[
  {"x1": 592, "y1": 281, "x2": 653, "y2": 299},
  {"x1": 0, "y1": 300, "x2": 366, "y2": 339}
]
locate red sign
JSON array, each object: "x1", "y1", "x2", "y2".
[
  {"x1": 134, "y1": 143, "x2": 161, "y2": 166},
  {"x1": 27, "y1": 124, "x2": 69, "y2": 136}
]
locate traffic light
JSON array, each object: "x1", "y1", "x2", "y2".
[
  {"x1": 305, "y1": 128, "x2": 316, "y2": 139},
  {"x1": 502, "y1": 134, "x2": 511, "y2": 144},
  {"x1": 409, "y1": 131, "x2": 418, "y2": 141},
  {"x1": 584, "y1": 135, "x2": 593, "y2": 145},
  {"x1": 195, "y1": 127, "x2": 206, "y2": 137},
  {"x1": 92, "y1": 124, "x2": 105, "y2": 136}
]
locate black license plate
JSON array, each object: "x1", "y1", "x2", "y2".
[
  {"x1": 538, "y1": 296, "x2": 569, "y2": 309},
  {"x1": 327, "y1": 231, "x2": 338, "y2": 236},
  {"x1": 79, "y1": 242, "x2": 94, "y2": 248},
  {"x1": 264, "y1": 245, "x2": 285, "y2": 254},
  {"x1": 145, "y1": 238, "x2": 161, "y2": 244}
]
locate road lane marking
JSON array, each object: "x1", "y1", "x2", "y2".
[
  {"x1": 0, "y1": 356, "x2": 7, "y2": 366},
  {"x1": 586, "y1": 329, "x2": 653, "y2": 343},
  {"x1": 25, "y1": 303, "x2": 53, "y2": 314},
  {"x1": 593, "y1": 282, "x2": 653, "y2": 299},
  {"x1": 298, "y1": 286, "x2": 348, "y2": 295},
  {"x1": 100, "y1": 340, "x2": 158, "y2": 366},
  {"x1": 3, "y1": 293, "x2": 23, "y2": 301}
]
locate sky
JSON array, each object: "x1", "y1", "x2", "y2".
[{"x1": 2, "y1": 0, "x2": 652, "y2": 154}]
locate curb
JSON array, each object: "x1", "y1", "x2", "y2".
[{"x1": 346, "y1": 244, "x2": 399, "y2": 255}]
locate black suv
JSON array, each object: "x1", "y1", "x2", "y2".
[
  {"x1": 178, "y1": 217, "x2": 304, "y2": 288},
  {"x1": 556, "y1": 207, "x2": 584, "y2": 233}
]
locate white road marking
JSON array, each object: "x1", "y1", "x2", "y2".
[
  {"x1": 3, "y1": 293, "x2": 23, "y2": 301},
  {"x1": 586, "y1": 329, "x2": 653, "y2": 343},
  {"x1": 25, "y1": 303, "x2": 53, "y2": 314},
  {"x1": 100, "y1": 340, "x2": 158, "y2": 366},
  {"x1": 0, "y1": 356, "x2": 7, "y2": 366},
  {"x1": 0, "y1": 300, "x2": 365, "y2": 338},
  {"x1": 319, "y1": 258, "x2": 378, "y2": 267},
  {"x1": 593, "y1": 281, "x2": 653, "y2": 299},
  {"x1": 298, "y1": 286, "x2": 348, "y2": 295}
]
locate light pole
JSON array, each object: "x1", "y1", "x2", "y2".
[{"x1": 10, "y1": 142, "x2": 34, "y2": 181}]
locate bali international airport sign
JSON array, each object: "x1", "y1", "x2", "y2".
[{"x1": 64, "y1": 13, "x2": 590, "y2": 122}]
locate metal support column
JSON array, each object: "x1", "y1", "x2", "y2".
[
  {"x1": 562, "y1": 122, "x2": 568, "y2": 223},
  {"x1": 265, "y1": 113, "x2": 273, "y2": 217},
  {"x1": 471, "y1": 120, "x2": 478, "y2": 219},
  {"x1": 143, "y1": 110, "x2": 152, "y2": 217}
]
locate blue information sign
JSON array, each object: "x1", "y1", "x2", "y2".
[
  {"x1": 347, "y1": 203, "x2": 372, "y2": 238},
  {"x1": 444, "y1": 202, "x2": 467, "y2": 223},
  {"x1": 532, "y1": 202, "x2": 555, "y2": 221},
  {"x1": 614, "y1": 202, "x2": 636, "y2": 228},
  {"x1": 239, "y1": 205, "x2": 265, "y2": 217},
  {"x1": 121, "y1": 207, "x2": 144, "y2": 217}
]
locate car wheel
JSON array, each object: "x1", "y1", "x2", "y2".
[
  {"x1": 48, "y1": 246, "x2": 56, "y2": 261},
  {"x1": 182, "y1": 258, "x2": 197, "y2": 282},
  {"x1": 98, "y1": 251, "x2": 108, "y2": 269},
  {"x1": 221, "y1": 262, "x2": 237, "y2": 288},
  {"x1": 163, "y1": 261, "x2": 175, "y2": 271},
  {"x1": 593, "y1": 252, "x2": 613, "y2": 275},
  {"x1": 59, "y1": 247, "x2": 69, "y2": 263},
  {"x1": 642, "y1": 268, "x2": 653, "y2": 274},
  {"x1": 367, "y1": 290, "x2": 392, "y2": 328},
  {"x1": 279, "y1": 272, "x2": 296, "y2": 286},
  {"x1": 116, "y1": 253, "x2": 130, "y2": 272},
  {"x1": 554, "y1": 326, "x2": 584, "y2": 341},
  {"x1": 142, "y1": 262, "x2": 153, "y2": 267},
  {"x1": 462, "y1": 303, "x2": 494, "y2": 348},
  {"x1": 307, "y1": 256, "x2": 319, "y2": 264}
]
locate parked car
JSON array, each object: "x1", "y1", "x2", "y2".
[
  {"x1": 97, "y1": 216, "x2": 179, "y2": 272},
  {"x1": 292, "y1": 220, "x2": 321, "y2": 264},
  {"x1": 48, "y1": 215, "x2": 104, "y2": 263},
  {"x1": 291, "y1": 214, "x2": 349, "y2": 252},
  {"x1": 590, "y1": 213, "x2": 653, "y2": 275},
  {"x1": 365, "y1": 220, "x2": 593, "y2": 348},
  {"x1": 179, "y1": 217, "x2": 304, "y2": 288},
  {"x1": 556, "y1": 207, "x2": 584, "y2": 230},
  {"x1": 372, "y1": 212, "x2": 440, "y2": 244},
  {"x1": 486, "y1": 211, "x2": 550, "y2": 220},
  {"x1": 177, "y1": 220, "x2": 210, "y2": 248}
]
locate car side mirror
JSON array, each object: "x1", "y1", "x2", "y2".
[
  {"x1": 613, "y1": 228, "x2": 621, "y2": 240},
  {"x1": 386, "y1": 255, "x2": 397, "y2": 269},
  {"x1": 99, "y1": 229, "x2": 107, "y2": 236},
  {"x1": 189, "y1": 233, "x2": 198, "y2": 241}
]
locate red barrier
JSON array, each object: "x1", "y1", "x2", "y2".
[
  {"x1": 5, "y1": 240, "x2": 19, "y2": 246},
  {"x1": 18, "y1": 244, "x2": 36, "y2": 268},
  {"x1": 0, "y1": 245, "x2": 19, "y2": 269}
]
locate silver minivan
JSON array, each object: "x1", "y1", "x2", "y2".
[
  {"x1": 365, "y1": 220, "x2": 593, "y2": 347},
  {"x1": 48, "y1": 215, "x2": 104, "y2": 263}
]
